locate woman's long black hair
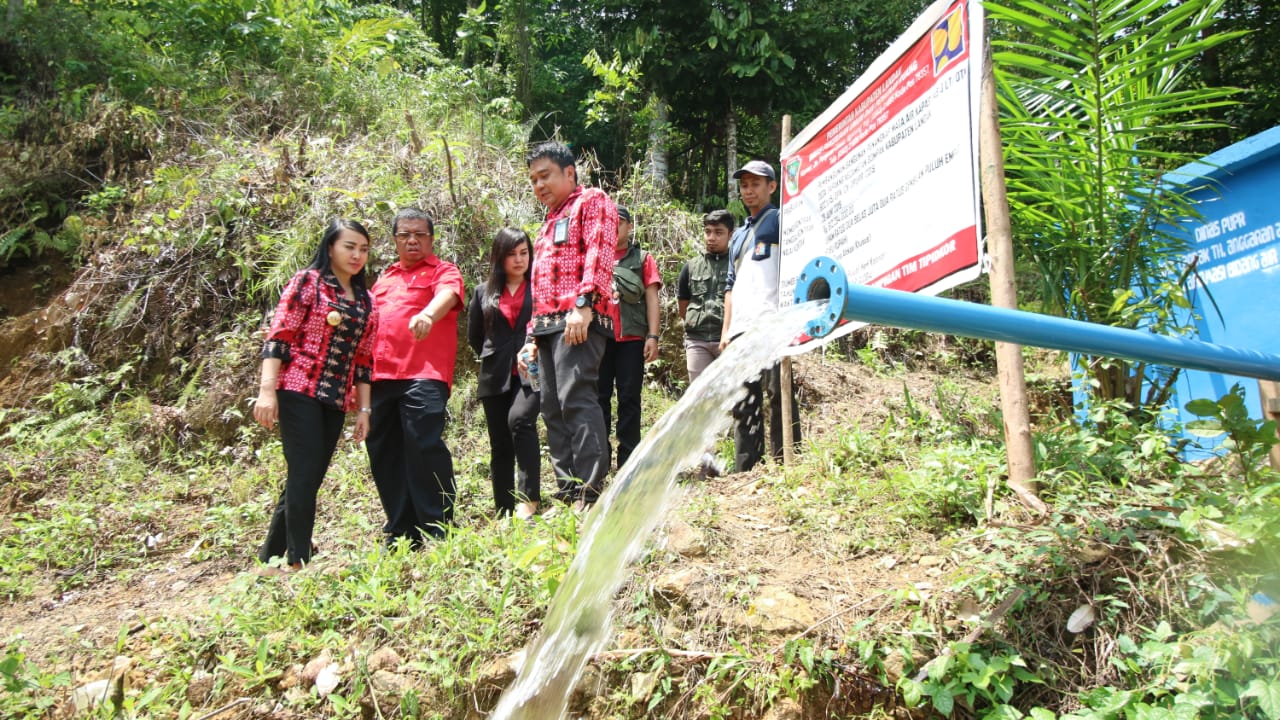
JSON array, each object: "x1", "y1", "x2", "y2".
[
  {"x1": 308, "y1": 218, "x2": 372, "y2": 308},
  {"x1": 482, "y1": 226, "x2": 534, "y2": 334}
]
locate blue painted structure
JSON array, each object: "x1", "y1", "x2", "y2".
[
  {"x1": 1160, "y1": 127, "x2": 1280, "y2": 438},
  {"x1": 793, "y1": 255, "x2": 1280, "y2": 381}
]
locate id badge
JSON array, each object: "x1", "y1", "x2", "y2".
[{"x1": 553, "y1": 217, "x2": 570, "y2": 245}]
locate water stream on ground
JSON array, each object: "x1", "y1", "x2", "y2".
[{"x1": 489, "y1": 302, "x2": 820, "y2": 719}]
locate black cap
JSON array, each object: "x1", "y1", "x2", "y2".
[
  {"x1": 617, "y1": 206, "x2": 632, "y2": 223},
  {"x1": 732, "y1": 160, "x2": 776, "y2": 181}
]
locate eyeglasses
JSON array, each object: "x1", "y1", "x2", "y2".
[{"x1": 394, "y1": 231, "x2": 431, "y2": 240}]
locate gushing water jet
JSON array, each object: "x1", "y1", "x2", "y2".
[{"x1": 489, "y1": 305, "x2": 819, "y2": 719}]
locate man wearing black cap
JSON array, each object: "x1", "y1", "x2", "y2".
[
  {"x1": 598, "y1": 206, "x2": 662, "y2": 471},
  {"x1": 720, "y1": 159, "x2": 802, "y2": 472}
]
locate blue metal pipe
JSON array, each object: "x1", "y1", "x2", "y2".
[{"x1": 793, "y1": 256, "x2": 1280, "y2": 382}]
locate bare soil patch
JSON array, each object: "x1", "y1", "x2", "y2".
[{"x1": 2, "y1": 555, "x2": 239, "y2": 674}]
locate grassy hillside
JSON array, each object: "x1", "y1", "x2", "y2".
[
  {"x1": 1, "y1": 2, "x2": 1279, "y2": 719},
  {"x1": 3, "y1": 348, "x2": 1278, "y2": 719}
]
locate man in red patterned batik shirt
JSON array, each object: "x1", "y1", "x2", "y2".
[{"x1": 519, "y1": 141, "x2": 617, "y2": 509}]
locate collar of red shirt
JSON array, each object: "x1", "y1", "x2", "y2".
[{"x1": 388, "y1": 255, "x2": 440, "y2": 274}]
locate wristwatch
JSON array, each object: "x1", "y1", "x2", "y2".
[{"x1": 574, "y1": 294, "x2": 591, "y2": 309}]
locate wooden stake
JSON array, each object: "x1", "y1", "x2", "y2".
[
  {"x1": 980, "y1": 37, "x2": 1042, "y2": 512},
  {"x1": 1258, "y1": 380, "x2": 1280, "y2": 471},
  {"x1": 781, "y1": 115, "x2": 796, "y2": 466}
]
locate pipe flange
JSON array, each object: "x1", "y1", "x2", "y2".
[{"x1": 793, "y1": 256, "x2": 847, "y2": 339}]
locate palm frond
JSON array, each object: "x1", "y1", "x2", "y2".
[{"x1": 989, "y1": 0, "x2": 1241, "y2": 407}]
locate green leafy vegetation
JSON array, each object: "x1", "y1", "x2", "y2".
[
  {"x1": 3, "y1": 0, "x2": 1280, "y2": 717},
  {"x1": 991, "y1": 0, "x2": 1244, "y2": 413},
  {"x1": 0, "y1": 645, "x2": 71, "y2": 719},
  {"x1": 6, "y1": 354, "x2": 1276, "y2": 718}
]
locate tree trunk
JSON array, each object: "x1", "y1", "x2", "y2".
[
  {"x1": 1198, "y1": 43, "x2": 1229, "y2": 150},
  {"x1": 646, "y1": 95, "x2": 669, "y2": 187},
  {"x1": 503, "y1": 0, "x2": 532, "y2": 113},
  {"x1": 461, "y1": 0, "x2": 481, "y2": 66},
  {"x1": 697, "y1": 138, "x2": 710, "y2": 206},
  {"x1": 429, "y1": 0, "x2": 445, "y2": 55},
  {"x1": 726, "y1": 103, "x2": 739, "y2": 206}
]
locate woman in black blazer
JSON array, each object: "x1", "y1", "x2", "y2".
[{"x1": 467, "y1": 227, "x2": 542, "y2": 518}]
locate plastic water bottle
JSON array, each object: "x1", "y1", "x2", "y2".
[
  {"x1": 527, "y1": 360, "x2": 541, "y2": 392},
  {"x1": 523, "y1": 352, "x2": 541, "y2": 392}
]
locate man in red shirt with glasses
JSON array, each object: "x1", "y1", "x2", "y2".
[
  {"x1": 519, "y1": 141, "x2": 617, "y2": 510},
  {"x1": 367, "y1": 208, "x2": 464, "y2": 545}
]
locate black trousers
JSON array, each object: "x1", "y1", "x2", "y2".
[
  {"x1": 733, "y1": 362, "x2": 802, "y2": 472},
  {"x1": 480, "y1": 382, "x2": 542, "y2": 513},
  {"x1": 366, "y1": 378, "x2": 455, "y2": 544},
  {"x1": 597, "y1": 337, "x2": 645, "y2": 470},
  {"x1": 259, "y1": 390, "x2": 345, "y2": 565},
  {"x1": 536, "y1": 330, "x2": 608, "y2": 503}
]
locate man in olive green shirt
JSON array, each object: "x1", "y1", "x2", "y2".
[{"x1": 676, "y1": 209, "x2": 734, "y2": 383}]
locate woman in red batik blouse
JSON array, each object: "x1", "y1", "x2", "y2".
[{"x1": 253, "y1": 218, "x2": 379, "y2": 570}]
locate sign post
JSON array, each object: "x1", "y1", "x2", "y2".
[{"x1": 780, "y1": 115, "x2": 796, "y2": 466}]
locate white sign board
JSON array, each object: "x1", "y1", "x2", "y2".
[{"x1": 780, "y1": 0, "x2": 985, "y2": 346}]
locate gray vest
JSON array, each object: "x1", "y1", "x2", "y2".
[{"x1": 613, "y1": 243, "x2": 651, "y2": 338}]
